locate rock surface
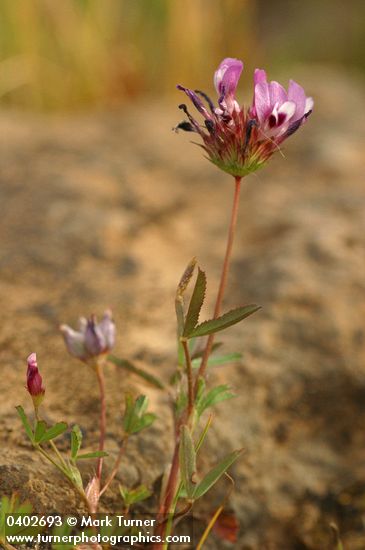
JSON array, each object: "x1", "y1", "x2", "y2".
[{"x1": 0, "y1": 67, "x2": 365, "y2": 548}]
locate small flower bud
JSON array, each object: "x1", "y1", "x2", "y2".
[{"x1": 26, "y1": 353, "x2": 45, "y2": 409}]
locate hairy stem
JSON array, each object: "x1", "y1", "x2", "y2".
[
  {"x1": 99, "y1": 436, "x2": 128, "y2": 497},
  {"x1": 195, "y1": 176, "x2": 242, "y2": 390},
  {"x1": 95, "y1": 361, "x2": 106, "y2": 481}
]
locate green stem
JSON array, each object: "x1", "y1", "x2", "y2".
[
  {"x1": 35, "y1": 444, "x2": 69, "y2": 477},
  {"x1": 49, "y1": 439, "x2": 68, "y2": 470},
  {"x1": 35, "y1": 444, "x2": 90, "y2": 510}
]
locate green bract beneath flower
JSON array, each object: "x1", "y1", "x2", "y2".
[{"x1": 175, "y1": 57, "x2": 313, "y2": 177}]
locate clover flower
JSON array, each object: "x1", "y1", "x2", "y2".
[
  {"x1": 175, "y1": 57, "x2": 313, "y2": 177},
  {"x1": 26, "y1": 353, "x2": 45, "y2": 409},
  {"x1": 60, "y1": 310, "x2": 116, "y2": 363}
]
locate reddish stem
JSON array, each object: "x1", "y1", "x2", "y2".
[
  {"x1": 182, "y1": 339, "x2": 194, "y2": 420},
  {"x1": 99, "y1": 436, "x2": 128, "y2": 497},
  {"x1": 154, "y1": 175, "x2": 243, "y2": 547},
  {"x1": 153, "y1": 442, "x2": 180, "y2": 547},
  {"x1": 195, "y1": 176, "x2": 242, "y2": 392},
  {"x1": 95, "y1": 362, "x2": 106, "y2": 480}
]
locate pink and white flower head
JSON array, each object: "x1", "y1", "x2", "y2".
[
  {"x1": 27, "y1": 353, "x2": 45, "y2": 409},
  {"x1": 251, "y1": 68, "x2": 313, "y2": 140},
  {"x1": 175, "y1": 57, "x2": 313, "y2": 177},
  {"x1": 60, "y1": 310, "x2": 116, "y2": 363}
]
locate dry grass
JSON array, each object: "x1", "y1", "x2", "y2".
[{"x1": 0, "y1": 0, "x2": 363, "y2": 111}]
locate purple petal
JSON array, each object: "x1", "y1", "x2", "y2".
[
  {"x1": 214, "y1": 58, "x2": 243, "y2": 97},
  {"x1": 268, "y1": 81, "x2": 287, "y2": 107},
  {"x1": 85, "y1": 317, "x2": 106, "y2": 355},
  {"x1": 177, "y1": 85, "x2": 212, "y2": 119},
  {"x1": 253, "y1": 82, "x2": 271, "y2": 123},
  {"x1": 254, "y1": 69, "x2": 267, "y2": 86},
  {"x1": 98, "y1": 310, "x2": 116, "y2": 351},
  {"x1": 288, "y1": 80, "x2": 306, "y2": 121},
  {"x1": 60, "y1": 324, "x2": 87, "y2": 359}
]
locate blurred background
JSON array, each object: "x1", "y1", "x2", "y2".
[
  {"x1": 0, "y1": 0, "x2": 364, "y2": 111},
  {"x1": 1, "y1": 2, "x2": 365, "y2": 549}
]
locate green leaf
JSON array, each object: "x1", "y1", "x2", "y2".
[
  {"x1": 183, "y1": 268, "x2": 206, "y2": 337},
  {"x1": 134, "y1": 395, "x2": 148, "y2": 417},
  {"x1": 176, "y1": 258, "x2": 197, "y2": 336},
  {"x1": 77, "y1": 451, "x2": 108, "y2": 460},
  {"x1": 68, "y1": 464, "x2": 83, "y2": 490},
  {"x1": 193, "y1": 449, "x2": 243, "y2": 499},
  {"x1": 34, "y1": 420, "x2": 47, "y2": 443},
  {"x1": 179, "y1": 426, "x2": 197, "y2": 500},
  {"x1": 123, "y1": 394, "x2": 134, "y2": 433},
  {"x1": 71, "y1": 425, "x2": 82, "y2": 461},
  {"x1": 123, "y1": 394, "x2": 156, "y2": 435},
  {"x1": 196, "y1": 385, "x2": 236, "y2": 417},
  {"x1": 192, "y1": 352, "x2": 242, "y2": 369},
  {"x1": 16, "y1": 405, "x2": 34, "y2": 443},
  {"x1": 188, "y1": 305, "x2": 261, "y2": 338},
  {"x1": 119, "y1": 484, "x2": 151, "y2": 507},
  {"x1": 108, "y1": 355, "x2": 165, "y2": 390},
  {"x1": 136, "y1": 413, "x2": 156, "y2": 432},
  {"x1": 41, "y1": 422, "x2": 68, "y2": 442},
  {"x1": 0, "y1": 494, "x2": 40, "y2": 540},
  {"x1": 51, "y1": 522, "x2": 76, "y2": 550}
]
